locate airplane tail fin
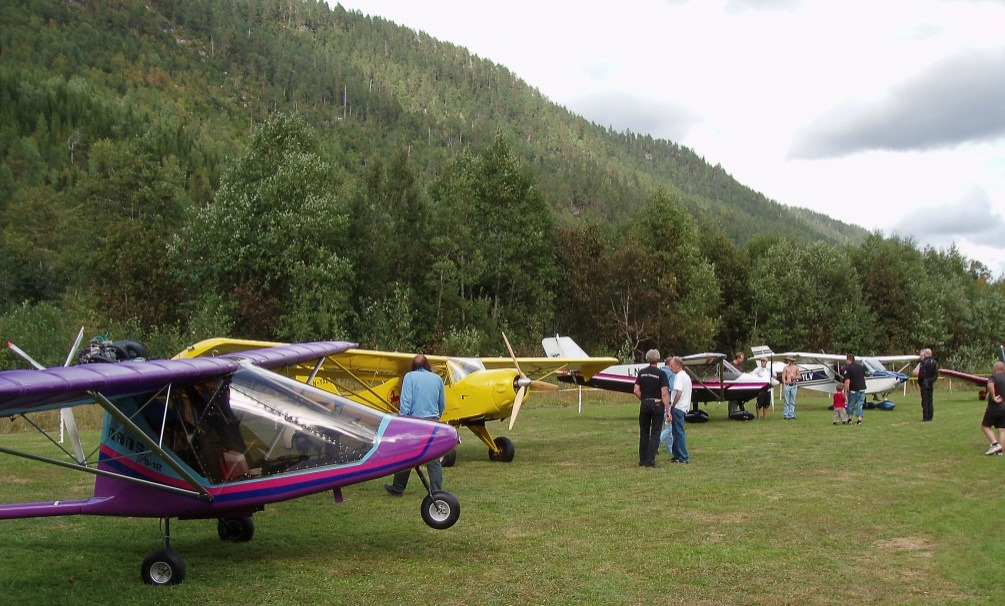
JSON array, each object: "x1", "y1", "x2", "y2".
[
  {"x1": 750, "y1": 345, "x2": 774, "y2": 360},
  {"x1": 542, "y1": 335, "x2": 589, "y2": 359}
]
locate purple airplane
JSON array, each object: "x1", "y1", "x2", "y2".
[{"x1": 0, "y1": 340, "x2": 460, "y2": 585}]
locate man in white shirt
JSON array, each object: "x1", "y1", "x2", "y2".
[{"x1": 668, "y1": 356, "x2": 692, "y2": 464}]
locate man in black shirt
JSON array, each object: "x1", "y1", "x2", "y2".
[
  {"x1": 633, "y1": 349, "x2": 670, "y2": 467},
  {"x1": 982, "y1": 361, "x2": 1005, "y2": 455},
  {"x1": 843, "y1": 354, "x2": 867, "y2": 425},
  {"x1": 916, "y1": 348, "x2": 938, "y2": 422}
]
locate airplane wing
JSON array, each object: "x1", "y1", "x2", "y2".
[
  {"x1": 869, "y1": 354, "x2": 920, "y2": 363},
  {"x1": 681, "y1": 353, "x2": 726, "y2": 365},
  {"x1": 776, "y1": 352, "x2": 846, "y2": 362},
  {"x1": 220, "y1": 341, "x2": 358, "y2": 369},
  {"x1": 0, "y1": 357, "x2": 240, "y2": 416},
  {"x1": 2, "y1": 341, "x2": 356, "y2": 417},
  {"x1": 479, "y1": 356, "x2": 617, "y2": 381},
  {"x1": 775, "y1": 351, "x2": 918, "y2": 364},
  {"x1": 938, "y1": 368, "x2": 989, "y2": 386}
]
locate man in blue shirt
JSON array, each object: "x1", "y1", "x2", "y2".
[
  {"x1": 659, "y1": 357, "x2": 677, "y2": 455},
  {"x1": 385, "y1": 354, "x2": 447, "y2": 496}
]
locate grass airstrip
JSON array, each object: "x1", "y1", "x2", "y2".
[{"x1": 0, "y1": 385, "x2": 1002, "y2": 605}]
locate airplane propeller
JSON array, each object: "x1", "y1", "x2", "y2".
[{"x1": 502, "y1": 332, "x2": 557, "y2": 430}]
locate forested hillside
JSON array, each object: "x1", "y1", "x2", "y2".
[{"x1": 2, "y1": 0, "x2": 1002, "y2": 373}]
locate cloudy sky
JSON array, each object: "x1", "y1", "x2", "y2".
[{"x1": 335, "y1": 0, "x2": 1005, "y2": 273}]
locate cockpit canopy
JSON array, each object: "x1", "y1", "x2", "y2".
[{"x1": 118, "y1": 364, "x2": 387, "y2": 485}]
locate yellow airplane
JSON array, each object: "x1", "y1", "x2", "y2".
[{"x1": 174, "y1": 336, "x2": 616, "y2": 465}]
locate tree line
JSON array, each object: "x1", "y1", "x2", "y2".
[{"x1": 3, "y1": 112, "x2": 1002, "y2": 374}]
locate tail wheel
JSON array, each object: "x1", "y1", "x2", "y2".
[
  {"x1": 217, "y1": 516, "x2": 255, "y2": 542},
  {"x1": 421, "y1": 490, "x2": 460, "y2": 529},
  {"x1": 141, "y1": 548, "x2": 186, "y2": 585},
  {"x1": 441, "y1": 448, "x2": 457, "y2": 467},
  {"x1": 488, "y1": 436, "x2": 515, "y2": 462}
]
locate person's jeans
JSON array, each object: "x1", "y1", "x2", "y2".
[
  {"x1": 783, "y1": 385, "x2": 797, "y2": 418},
  {"x1": 391, "y1": 415, "x2": 444, "y2": 492},
  {"x1": 671, "y1": 407, "x2": 688, "y2": 462},
  {"x1": 391, "y1": 458, "x2": 443, "y2": 493},
  {"x1": 920, "y1": 385, "x2": 934, "y2": 421},
  {"x1": 659, "y1": 420, "x2": 673, "y2": 454},
  {"x1": 847, "y1": 390, "x2": 865, "y2": 419},
  {"x1": 638, "y1": 400, "x2": 664, "y2": 465}
]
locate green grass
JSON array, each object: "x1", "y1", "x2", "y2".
[{"x1": 0, "y1": 386, "x2": 1002, "y2": 605}]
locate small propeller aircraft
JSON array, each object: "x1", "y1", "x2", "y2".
[
  {"x1": 0, "y1": 336, "x2": 460, "y2": 585},
  {"x1": 543, "y1": 336, "x2": 773, "y2": 422},
  {"x1": 751, "y1": 346, "x2": 919, "y2": 410},
  {"x1": 174, "y1": 335, "x2": 617, "y2": 466}
]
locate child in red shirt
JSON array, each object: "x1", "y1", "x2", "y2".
[{"x1": 832, "y1": 391, "x2": 848, "y2": 425}]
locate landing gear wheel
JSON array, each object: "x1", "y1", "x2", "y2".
[
  {"x1": 421, "y1": 490, "x2": 460, "y2": 529},
  {"x1": 876, "y1": 399, "x2": 896, "y2": 411},
  {"x1": 141, "y1": 548, "x2": 186, "y2": 585},
  {"x1": 685, "y1": 410, "x2": 709, "y2": 423},
  {"x1": 441, "y1": 448, "x2": 457, "y2": 468},
  {"x1": 217, "y1": 516, "x2": 255, "y2": 542},
  {"x1": 488, "y1": 436, "x2": 515, "y2": 462}
]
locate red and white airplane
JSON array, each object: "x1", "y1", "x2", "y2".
[{"x1": 543, "y1": 336, "x2": 773, "y2": 421}]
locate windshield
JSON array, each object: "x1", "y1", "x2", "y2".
[
  {"x1": 445, "y1": 357, "x2": 485, "y2": 384},
  {"x1": 128, "y1": 365, "x2": 385, "y2": 485},
  {"x1": 862, "y1": 358, "x2": 886, "y2": 375},
  {"x1": 721, "y1": 361, "x2": 742, "y2": 380}
]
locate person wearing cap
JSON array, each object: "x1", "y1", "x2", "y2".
[
  {"x1": 751, "y1": 357, "x2": 772, "y2": 419},
  {"x1": 781, "y1": 356, "x2": 800, "y2": 420},
  {"x1": 633, "y1": 349, "x2": 669, "y2": 468}
]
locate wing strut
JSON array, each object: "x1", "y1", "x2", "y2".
[
  {"x1": 0, "y1": 444, "x2": 208, "y2": 500},
  {"x1": 328, "y1": 359, "x2": 397, "y2": 410},
  {"x1": 7, "y1": 333, "x2": 87, "y2": 464},
  {"x1": 306, "y1": 356, "x2": 326, "y2": 387}
]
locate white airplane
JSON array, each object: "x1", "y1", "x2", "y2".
[
  {"x1": 543, "y1": 336, "x2": 774, "y2": 422},
  {"x1": 751, "y1": 346, "x2": 919, "y2": 409}
]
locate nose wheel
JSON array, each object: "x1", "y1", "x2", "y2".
[
  {"x1": 414, "y1": 466, "x2": 460, "y2": 529},
  {"x1": 421, "y1": 491, "x2": 461, "y2": 529}
]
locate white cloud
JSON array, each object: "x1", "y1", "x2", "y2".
[
  {"x1": 791, "y1": 48, "x2": 1005, "y2": 159},
  {"x1": 335, "y1": 0, "x2": 1005, "y2": 274},
  {"x1": 568, "y1": 91, "x2": 699, "y2": 141},
  {"x1": 893, "y1": 186, "x2": 1002, "y2": 239}
]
